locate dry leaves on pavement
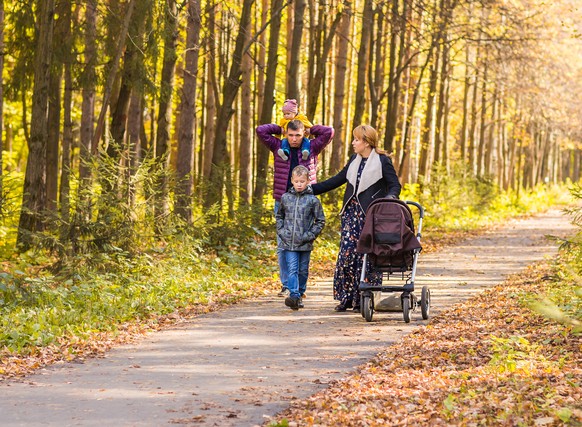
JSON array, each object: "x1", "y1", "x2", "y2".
[{"x1": 273, "y1": 263, "x2": 581, "y2": 426}]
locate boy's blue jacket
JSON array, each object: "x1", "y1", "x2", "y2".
[{"x1": 276, "y1": 185, "x2": 325, "y2": 251}]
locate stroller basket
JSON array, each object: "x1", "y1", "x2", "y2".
[{"x1": 356, "y1": 199, "x2": 429, "y2": 323}]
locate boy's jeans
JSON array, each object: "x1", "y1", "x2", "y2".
[
  {"x1": 274, "y1": 201, "x2": 288, "y2": 289},
  {"x1": 284, "y1": 250, "x2": 311, "y2": 299}
]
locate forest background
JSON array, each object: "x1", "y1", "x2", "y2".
[
  {"x1": 0, "y1": 0, "x2": 581, "y2": 248},
  {"x1": 0, "y1": 0, "x2": 581, "y2": 366}
]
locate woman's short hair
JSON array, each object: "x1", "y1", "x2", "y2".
[{"x1": 353, "y1": 125, "x2": 378, "y2": 148}]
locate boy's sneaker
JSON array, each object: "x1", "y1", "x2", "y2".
[
  {"x1": 277, "y1": 287, "x2": 290, "y2": 297},
  {"x1": 277, "y1": 149, "x2": 288, "y2": 161},
  {"x1": 301, "y1": 149, "x2": 309, "y2": 160},
  {"x1": 285, "y1": 296, "x2": 300, "y2": 310}
]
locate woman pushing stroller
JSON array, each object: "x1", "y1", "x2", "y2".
[{"x1": 312, "y1": 125, "x2": 401, "y2": 312}]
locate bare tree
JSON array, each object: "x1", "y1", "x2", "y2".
[
  {"x1": 205, "y1": 0, "x2": 254, "y2": 211},
  {"x1": 17, "y1": 0, "x2": 55, "y2": 249},
  {"x1": 384, "y1": 0, "x2": 409, "y2": 154},
  {"x1": 253, "y1": 0, "x2": 286, "y2": 207},
  {"x1": 330, "y1": 1, "x2": 352, "y2": 174},
  {"x1": 154, "y1": 0, "x2": 179, "y2": 228},
  {"x1": 306, "y1": 3, "x2": 344, "y2": 120},
  {"x1": 238, "y1": 20, "x2": 253, "y2": 206},
  {"x1": 201, "y1": 8, "x2": 217, "y2": 185},
  {"x1": 175, "y1": 0, "x2": 201, "y2": 222},
  {"x1": 90, "y1": 0, "x2": 136, "y2": 159},
  {"x1": 59, "y1": 0, "x2": 74, "y2": 245},
  {"x1": 352, "y1": 0, "x2": 373, "y2": 127},
  {"x1": 46, "y1": 0, "x2": 68, "y2": 214},
  {"x1": 78, "y1": 0, "x2": 97, "y2": 190},
  {"x1": 286, "y1": 0, "x2": 305, "y2": 99},
  {"x1": 0, "y1": 0, "x2": 4, "y2": 211}
]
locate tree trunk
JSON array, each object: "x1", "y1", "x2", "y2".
[
  {"x1": 46, "y1": 52, "x2": 62, "y2": 214},
  {"x1": 204, "y1": 0, "x2": 254, "y2": 211},
  {"x1": 78, "y1": 0, "x2": 97, "y2": 189},
  {"x1": 485, "y1": 84, "x2": 497, "y2": 177},
  {"x1": 286, "y1": 0, "x2": 305, "y2": 100},
  {"x1": 306, "y1": 6, "x2": 344, "y2": 120},
  {"x1": 384, "y1": 0, "x2": 407, "y2": 154},
  {"x1": 253, "y1": 0, "x2": 268, "y2": 198},
  {"x1": 418, "y1": 39, "x2": 439, "y2": 181},
  {"x1": 330, "y1": 2, "x2": 352, "y2": 174},
  {"x1": 253, "y1": 0, "x2": 285, "y2": 207},
  {"x1": 351, "y1": 0, "x2": 373, "y2": 127},
  {"x1": 154, "y1": 0, "x2": 179, "y2": 228},
  {"x1": 175, "y1": 0, "x2": 201, "y2": 222},
  {"x1": 468, "y1": 53, "x2": 480, "y2": 176},
  {"x1": 477, "y1": 55, "x2": 488, "y2": 177},
  {"x1": 59, "y1": 0, "x2": 73, "y2": 246},
  {"x1": 399, "y1": 39, "x2": 432, "y2": 184},
  {"x1": 202, "y1": 13, "x2": 217, "y2": 183},
  {"x1": 46, "y1": 0, "x2": 73, "y2": 215},
  {"x1": 369, "y1": 4, "x2": 384, "y2": 129},
  {"x1": 17, "y1": 0, "x2": 55, "y2": 249},
  {"x1": 0, "y1": 0, "x2": 4, "y2": 211},
  {"x1": 460, "y1": 40, "x2": 471, "y2": 166},
  {"x1": 91, "y1": 0, "x2": 136, "y2": 157},
  {"x1": 238, "y1": 25, "x2": 253, "y2": 206},
  {"x1": 109, "y1": 0, "x2": 150, "y2": 159}
]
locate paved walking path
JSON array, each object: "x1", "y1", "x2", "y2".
[{"x1": 0, "y1": 209, "x2": 574, "y2": 426}]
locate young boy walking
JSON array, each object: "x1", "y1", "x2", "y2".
[{"x1": 276, "y1": 166, "x2": 325, "y2": 310}]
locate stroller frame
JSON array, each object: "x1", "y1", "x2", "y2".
[{"x1": 358, "y1": 200, "x2": 430, "y2": 323}]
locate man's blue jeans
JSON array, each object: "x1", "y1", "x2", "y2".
[
  {"x1": 284, "y1": 250, "x2": 311, "y2": 299},
  {"x1": 274, "y1": 201, "x2": 288, "y2": 289}
]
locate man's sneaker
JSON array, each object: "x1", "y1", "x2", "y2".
[
  {"x1": 297, "y1": 298, "x2": 304, "y2": 309},
  {"x1": 278, "y1": 287, "x2": 290, "y2": 297},
  {"x1": 285, "y1": 296, "x2": 300, "y2": 310}
]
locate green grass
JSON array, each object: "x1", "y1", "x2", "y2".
[{"x1": 0, "y1": 245, "x2": 279, "y2": 353}]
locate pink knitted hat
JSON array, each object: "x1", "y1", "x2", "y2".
[{"x1": 282, "y1": 99, "x2": 298, "y2": 115}]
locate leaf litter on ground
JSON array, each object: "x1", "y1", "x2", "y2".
[{"x1": 269, "y1": 262, "x2": 581, "y2": 427}]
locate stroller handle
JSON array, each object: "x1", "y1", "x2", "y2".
[{"x1": 404, "y1": 200, "x2": 424, "y2": 241}]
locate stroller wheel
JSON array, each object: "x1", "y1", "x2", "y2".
[
  {"x1": 362, "y1": 293, "x2": 374, "y2": 322},
  {"x1": 402, "y1": 295, "x2": 411, "y2": 323},
  {"x1": 421, "y1": 286, "x2": 430, "y2": 320}
]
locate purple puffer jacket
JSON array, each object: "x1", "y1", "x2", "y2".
[{"x1": 256, "y1": 124, "x2": 334, "y2": 201}]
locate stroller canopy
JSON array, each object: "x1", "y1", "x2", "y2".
[{"x1": 357, "y1": 198, "x2": 421, "y2": 260}]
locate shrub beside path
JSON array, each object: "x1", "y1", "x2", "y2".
[{"x1": 0, "y1": 209, "x2": 574, "y2": 426}]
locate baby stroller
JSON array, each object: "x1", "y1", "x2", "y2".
[{"x1": 356, "y1": 198, "x2": 429, "y2": 323}]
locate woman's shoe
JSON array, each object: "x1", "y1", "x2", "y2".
[{"x1": 334, "y1": 303, "x2": 351, "y2": 312}]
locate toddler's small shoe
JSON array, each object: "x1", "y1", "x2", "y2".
[
  {"x1": 277, "y1": 149, "x2": 289, "y2": 161},
  {"x1": 301, "y1": 149, "x2": 309, "y2": 160}
]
